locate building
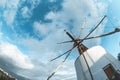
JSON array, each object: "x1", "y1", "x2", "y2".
[
  {"x1": 0, "y1": 68, "x2": 16, "y2": 80},
  {"x1": 75, "y1": 46, "x2": 120, "y2": 80}
]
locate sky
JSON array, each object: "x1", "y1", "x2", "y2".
[{"x1": 0, "y1": 0, "x2": 120, "y2": 80}]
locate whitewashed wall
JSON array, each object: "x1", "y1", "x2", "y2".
[{"x1": 75, "y1": 46, "x2": 120, "y2": 80}]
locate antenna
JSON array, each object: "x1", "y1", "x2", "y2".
[{"x1": 47, "y1": 15, "x2": 120, "y2": 80}]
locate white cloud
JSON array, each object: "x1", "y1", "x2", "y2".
[
  {"x1": 48, "y1": 0, "x2": 56, "y2": 2},
  {"x1": 33, "y1": 22, "x2": 50, "y2": 36},
  {"x1": 2, "y1": 0, "x2": 20, "y2": 25},
  {"x1": 108, "y1": 0, "x2": 113, "y2": 3},
  {"x1": 21, "y1": 6, "x2": 32, "y2": 19},
  {"x1": 118, "y1": 20, "x2": 120, "y2": 26},
  {"x1": 45, "y1": 11, "x2": 56, "y2": 20},
  {"x1": 17, "y1": 0, "x2": 41, "y2": 21},
  {"x1": 0, "y1": 21, "x2": 2, "y2": 27},
  {"x1": 28, "y1": 0, "x2": 41, "y2": 9},
  {"x1": 49, "y1": 60, "x2": 76, "y2": 80},
  {"x1": 0, "y1": 0, "x2": 7, "y2": 8},
  {"x1": 0, "y1": 42, "x2": 34, "y2": 69},
  {"x1": 44, "y1": 0, "x2": 107, "y2": 46},
  {"x1": 0, "y1": 22, "x2": 3, "y2": 36},
  {"x1": 20, "y1": 29, "x2": 70, "y2": 62},
  {"x1": 14, "y1": 60, "x2": 76, "y2": 80},
  {"x1": 6, "y1": 0, "x2": 19, "y2": 9},
  {"x1": 3, "y1": 10, "x2": 16, "y2": 25},
  {"x1": 96, "y1": 1, "x2": 107, "y2": 15}
]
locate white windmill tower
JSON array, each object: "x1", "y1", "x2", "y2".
[
  {"x1": 75, "y1": 45, "x2": 120, "y2": 80},
  {"x1": 47, "y1": 15, "x2": 120, "y2": 80}
]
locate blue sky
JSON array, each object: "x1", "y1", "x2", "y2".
[{"x1": 0, "y1": 0, "x2": 120, "y2": 80}]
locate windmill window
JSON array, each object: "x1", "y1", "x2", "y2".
[{"x1": 103, "y1": 64, "x2": 117, "y2": 80}]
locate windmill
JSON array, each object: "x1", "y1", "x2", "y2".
[{"x1": 47, "y1": 15, "x2": 120, "y2": 80}]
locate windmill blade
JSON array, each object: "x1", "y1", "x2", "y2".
[
  {"x1": 51, "y1": 30, "x2": 77, "y2": 61},
  {"x1": 64, "y1": 30, "x2": 75, "y2": 41},
  {"x1": 63, "y1": 28, "x2": 120, "y2": 41},
  {"x1": 84, "y1": 15, "x2": 106, "y2": 40},
  {"x1": 57, "y1": 40, "x2": 73, "y2": 44},
  {"x1": 59, "y1": 27, "x2": 120, "y2": 43},
  {"x1": 57, "y1": 30, "x2": 76, "y2": 44},
  {"x1": 77, "y1": 15, "x2": 106, "y2": 44},
  {"x1": 84, "y1": 28, "x2": 120, "y2": 40},
  {"x1": 47, "y1": 61, "x2": 64, "y2": 80},
  {"x1": 60, "y1": 18, "x2": 86, "y2": 44},
  {"x1": 78, "y1": 28, "x2": 84, "y2": 38},
  {"x1": 78, "y1": 17, "x2": 86, "y2": 38},
  {"x1": 57, "y1": 30, "x2": 76, "y2": 45},
  {"x1": 70, "y1": 30, "x2": 76, "y2": 38},
  {"x1": 59, "y1": 16, "x2": 106, "y2": 52},
  {"x1": 51, "y1": 44, "x2": 76, "y2": 61},
  {"x1": 47, "y1": 50, "x2": 72, "y2": 80}
]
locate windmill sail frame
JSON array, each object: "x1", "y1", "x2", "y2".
[{"x1": 47, "y1": 15, "x2": 120, "y2": 80}]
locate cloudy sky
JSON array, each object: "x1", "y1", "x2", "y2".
[{"x1": 0, "y1": 0, "x2": 120, "y2": 80}]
